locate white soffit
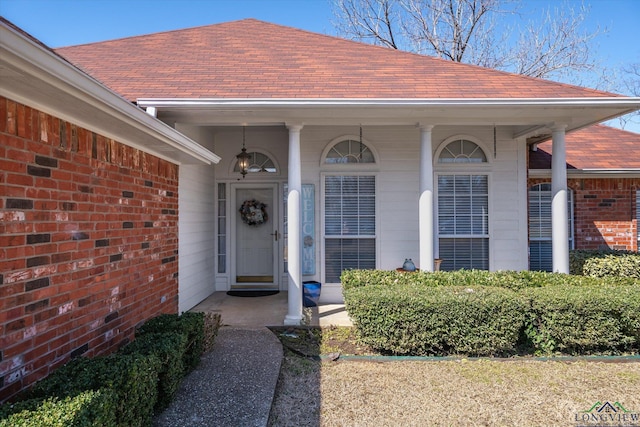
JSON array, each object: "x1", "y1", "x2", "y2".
[
  {"x1": 0, "y1": 21, "x2": 220, "y2": 166},
  {"x1": 138, "y1": 98, "x2": 640, "y2": 134}
]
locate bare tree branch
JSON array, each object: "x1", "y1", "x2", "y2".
[{"x1": 331, "y1": 0, "x2": 604, "y2": 83}]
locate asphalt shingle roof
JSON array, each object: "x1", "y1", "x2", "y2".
[
  {"x1": 55, "y1": 18, "x2": 620, "y2": 102},
  {"x1": 529, "y1": 125, "x2": 640, "y2": 170}
]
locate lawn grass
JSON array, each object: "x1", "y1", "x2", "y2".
[{"x1": 268, "y1": 327, "x2": 640, "y2": 426}]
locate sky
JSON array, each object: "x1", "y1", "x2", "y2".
[{"x1": 1, "y1": 0, "x2": 639, "y2": 128}]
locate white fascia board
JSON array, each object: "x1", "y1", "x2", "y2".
[
  {"x1": 1, "y1": 22, "x2": 220, "y2": 165},
  {"x1": 137, "y1": 97, "x2": 640, "y2": 109},
  {"x1": 529, "y1": 169, "x2": 640, "y2": 178}
]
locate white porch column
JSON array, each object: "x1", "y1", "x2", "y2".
[
  {"x1": 419, "y1": 124, "x2": 435, "y2": 271},
  {"x1": 284, "y1": 124, "x2": 303, "y2": 325},
  {"x1": 551, "y1": 125, "x2": 570, "y2": 273}
]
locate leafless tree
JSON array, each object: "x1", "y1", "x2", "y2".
[
  {"x1": 331, "y1": 0, "x2": 603, "y2": 82},
  {"x1": 614, "y1": 63, "x2": 640, "y2": 129}
]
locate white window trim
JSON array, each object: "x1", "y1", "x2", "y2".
[
  {"x1": 228, "y1": 148, "x2": 281, "y2": 177},
  {"x1": 320, "y1": 134, "x2": 380, "y2": 171},
  {"x1": 434, "y1": 172, "x2": 493, "y2": 270},
  {"x1": 434, "y1": 134, "x2": 493, "y2": 168},
  {"x1": 321, "y1": 172, "x2": 380, "y2": 285}
]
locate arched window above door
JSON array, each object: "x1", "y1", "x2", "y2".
[
  {"x1": 438, "y1": 139, "x2": 487, "y2": 163},
  {"x1": 233, "y1": 152, "x2": 277, "y2": 174}
]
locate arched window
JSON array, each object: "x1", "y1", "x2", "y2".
[
  {"x1": 325, "y1": 139, "x2": 375, "y2": 164},
  {"x1": 233, "y1": 152, "x2": 277, "y2": 174},
  {"x1": 438, "y1": 139, "x2": 487, "y2": 163}
]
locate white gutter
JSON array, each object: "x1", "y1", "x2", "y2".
[
  {"x1": 529, "y1": 169, "x2": 640, "y2": 178},
  {"x1": 138, "y1": 97, "x2": 640, "y2": 109},
  {"x1": 1, "y1": 21, "x2": 220, "y2": 165}
]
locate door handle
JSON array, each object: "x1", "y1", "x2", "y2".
[{"x1": 270, "y1": 230, "x2": 279, "y2": 241}]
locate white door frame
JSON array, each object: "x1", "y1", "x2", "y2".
[{"x1": 230, "y1": 182, "x2": 280, "y2": 290}]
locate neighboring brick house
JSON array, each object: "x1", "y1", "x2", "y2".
[
  {"x1": 528, "y1": 125, "x2": 640, "y2": 271},
  {"x1": 0, "y1": 20, "x2": 219, "y2": 401}
]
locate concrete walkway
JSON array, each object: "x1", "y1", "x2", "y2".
[
  {"x1": 153, "y1": 292, "x2": 351, "y2": 426},
  {"x1": 153, "y1": 327, "x2": 283, "y2": 427}
]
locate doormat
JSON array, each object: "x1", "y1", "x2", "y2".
[{"x1": 226, "y1": 290, "x2": 280, "y2": 297}]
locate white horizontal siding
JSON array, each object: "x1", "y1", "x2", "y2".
[{"x1": 178, "y1": 162, "x2": 217, "y2": 312}]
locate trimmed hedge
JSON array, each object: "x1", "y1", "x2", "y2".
[
  {"x1": 137, "y1": 312, "x2": 204, "y2": 373},
  {"x1": 2, "y1": 311, "x2": 220, "y2": 426},
  {"x1": 569, "y1": 249, "x2": 638, "y2": 276},
  {"x1": 583, "y1": 254, "x2": 640, "y2": 279},
  {"x1": 524, "y1": 285, "x2": 640, "y2": 354},
  {"x1": 0, "y1": 390, "x2": 116, "y2": 427},
  {"x1": 345, "y1": 284, "x2": 526, "y2": 356},
  {"x1": 120, "y1": 332, "x2": 187, "y2": 411},
  {"x1": 341, "y1": 268, "x2": 635, "y2": 292},
  {"x1": 342, "y1": 269, "x2": 640, "y2": 356},
  {"x1": 26, "y1": 354, "x2": 160, "y2": 427}
]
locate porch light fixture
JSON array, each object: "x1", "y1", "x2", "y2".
[{"x1": 236, "y1": 126, "x2": 251, "y2": 179}]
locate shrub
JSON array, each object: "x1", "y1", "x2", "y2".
[
  {"x1": 582, "y1": 254, "x2": 640, "y2": 279},
  {"x1": 0, "y1": 390, "x2": 116, "y2": 427},
  {"x1": 569, "y1": 249, "x2": 636, "y2": 276},
  {"x1": 524, "y1": 284, "x2": 640, "y2": 355},
  {"x1": 137, "y1": 312, "x2": 204, "y2": 373},
  {"x1": 120, "y1": 332, "x2": 187, "y2": 412},
  {"x1": 27, "y1": 354, "x2": 160, "y2": 427},
  {"x1": 341, "y1": 268, "x2": 632, "y2": 292},
  {"x1": 202, "y1": 312, "x2": 222, "y2": 353},
  {"x1": 344, "y1": 284, "x2": 527, "y2": 356}
]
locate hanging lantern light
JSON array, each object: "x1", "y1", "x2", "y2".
[{"x1": 236, "y1": 126, "x2": 251, "y2": 178}]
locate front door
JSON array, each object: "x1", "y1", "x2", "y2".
[{"x1": 232, "y1": 184, "x2": 279, "y2": 290}]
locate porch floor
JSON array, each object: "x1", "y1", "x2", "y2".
[{"x1": 190, "y1": 291, "x2": 353, "y2": 327}]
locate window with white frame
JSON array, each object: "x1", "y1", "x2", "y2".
[
  {"x1": 438, "y1": 175, "x2": 489, "y2": 270},
  {"x1": 233, "y1": 151, "x2": 277, "y2": 174},
  {"x1": 324, "y1": 175, "x2": 376, "y2": 283},
  {"x1": 325, "y1": 139, "x2": 375, "y2": 164},
  {"x1": 528, "y1": 183, "x2": 574, "y2": 272}
]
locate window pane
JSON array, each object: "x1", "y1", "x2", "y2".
[
  {"x1": 325, "y1": 140, "x2": 375, "y2": 164},
  {"x1": 529, "y1": 240, "x2": 552, "y2": 272},
  {"x1": 528, "y1": 183, "x2": 574, "y2": 271},
  {"x1": 439, "y1": 238, "x2": 489, "y2": 271},
  {"x1": 325, "y1": 238, "x2": 376, "y2": 283},
  {"x1": 324, "y1": 175, "x2": 376, "y2": 283}
]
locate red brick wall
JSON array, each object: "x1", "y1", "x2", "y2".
[
  {"x1": 529, "y1": 177, "x2": 639, "y2": 252},
  {"x1": 0, "y1": 97, "x2": 179, "y2": 402}
]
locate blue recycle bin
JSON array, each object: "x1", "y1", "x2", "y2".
[{"x1": 302, "y1": 281, "x2": 321, "y2": 307}]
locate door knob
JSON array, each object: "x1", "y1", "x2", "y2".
[{"x1": 270, "y1": 230, "x2": 280, "y2": 241}]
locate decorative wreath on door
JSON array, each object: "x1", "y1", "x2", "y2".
[{"x1": 239, "y1": 199, "x2": 268, "y2": 226}]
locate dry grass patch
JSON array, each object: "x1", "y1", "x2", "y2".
[{"x1": 269, "y1": 328, "x2": 640, "y2": 426}]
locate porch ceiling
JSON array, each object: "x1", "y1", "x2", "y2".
[{"x1": 137, "y1": 98, "x2": 640, "y2": 140}]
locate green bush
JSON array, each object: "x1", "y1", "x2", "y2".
[
  {"x1": 0, "y1": 390, "x2": 116, "y2": 427},
  {"x1": 582, "y1": 254, "x2": 640, "y2": 279},
  {"x1": 524, "y1": 284, "x2": 640, "y2": 355},
  {"x1": 569, "y1": 249, "x2": 637, "y2": 276},
  {"x1": 27, "y1": 354, "x2": 160, "y2": 427},
  {"x1": 137, "y1": 312, "x2": 204, "y2": 373},
  {"x1": 341, "y1": 268, "x2": 632, "y2": 291},
  {"x1": 344, "y1": 284, "x2": 527, "y2": 356},
  {"x1": 342, "y1": 269, "x2": 640, "y2": 357},
  {"x1": 120, "y1": 332, "x2": 187, "y2": 411}
]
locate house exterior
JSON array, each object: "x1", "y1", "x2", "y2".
[
  {"x1": 1, "y1": 18, "x2": 639, "y2": 400},
  {"x1": 527, "y1": 125, "x2": 640, "y2": 271},
  {"x1": 0, "y1": 19, "x2": 220, "y2": 401}
]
